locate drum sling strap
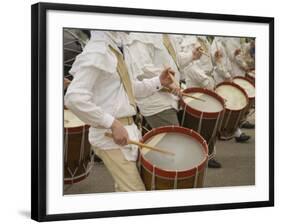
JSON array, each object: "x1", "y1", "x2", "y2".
[
  {"x1": 109, "y1": 45, "x2": 136, "y2": 110},
  {"x1": 162, "y1": 34, "x2": 179, "y2": 70}
]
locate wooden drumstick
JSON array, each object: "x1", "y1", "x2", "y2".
[
  {"x1": 104, "y1": 132, "x2": 175, "y2": 156},
  {"x1": 163, "y1": 65, "x2": 206, "y2": 102}
]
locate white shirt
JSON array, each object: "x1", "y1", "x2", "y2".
[
  {"x1": 222, "y1": 37, "x2": 247, "y2": 77},
  {"x1": 124, "y1": 33, "x2": 180, "y2": 117},
  {"x1": 168, "y1": 34, "x2": 194, "y2": 71},
  {"x1": 210, "y1": 37, "x2": 232, "y2": 85},
  {"x1": 64, "y1": 31, "x2": 162, "y2": 161},
  {"x1": 180, "y1": 36, "x2": 215, "y2": 89}
]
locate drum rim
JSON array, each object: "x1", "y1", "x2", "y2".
[
  {"x1": 140, "y1": 126, "x2": 208, "y2": 179},
  {"x1": 179, "y1": 87, "x2": 225, "y2": 119},
  {"x1": 215, "y1": 81, "x2": 250, "y2": 112},
  {"x1": 233, "y1": 76, "x2": 255, "y2": 99},
  {"x1": 64, "y1": 108, "x2": 90, "y2": 132}
]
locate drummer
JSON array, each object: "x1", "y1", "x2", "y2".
[
  {"x1": 124, "y1": 32, "x2": 182, "y2": 128},
  {"x1": 213, "y1": 37, "x2": 254, "y2": 140},
  {"x1": 64, "y1": 30, "x2": 176, "y2": 192}
]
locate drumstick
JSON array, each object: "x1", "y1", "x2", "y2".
[
  {"x1": 162, "y1": 87, "x2": 206, "y2": 102},
  {"x1": 104, "y1": 132, "x2": 175, "y2": 156},
  {"x1": 163, "y1": 65, "x2": 205, "y2": 102}
]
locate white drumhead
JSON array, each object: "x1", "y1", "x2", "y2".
[
  {"x1": 233, "y1": 78, "x2": 255, "y2": 98},
  {"x1": 215, "y1": 85, "x2": 248, "y2": 110},
  {"x1": 64, "y1": 109, "x2": 85, "y2": 128},
  {"x1": 183, "y1": 92, "x2": 224, "y2": 113},
  {"x1": 143, "y1": 132, "x2": 205, "y2": 171}
]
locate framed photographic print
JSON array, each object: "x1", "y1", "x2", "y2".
[{"x1": 31, "y1": 2, "x2": 274, "y2": 222}]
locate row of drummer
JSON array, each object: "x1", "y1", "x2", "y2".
[{"x1": 64, "y1": 31, "x2": 255, "y2": 192}]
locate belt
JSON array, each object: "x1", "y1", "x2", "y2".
[
  {"x1": 94, "y1": 116, "x2": 134, "y2": 129},
  {"x1": 117, "y1": 116, "x2": 134, "y2": 126}
]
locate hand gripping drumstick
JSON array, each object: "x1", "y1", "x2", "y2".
[
  {"x1": 104, "y1": 132, "x2": 175, "y2": 156},
  {"x1": 163, "y1": 67, "x2": 206, "y2": 102}
]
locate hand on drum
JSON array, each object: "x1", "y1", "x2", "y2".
[
  {"x1": 111, "y1": 119, "x2": 129, "y2": 146},
  {"x1": 160, "y1": 67, "x2": 175, "y2": 87}
]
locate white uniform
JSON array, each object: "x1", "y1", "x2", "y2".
[
  {"x1": 211, "y1": 37, "x2": 232, "y2": 85},
  {"x1": 124, "y1": 33, "x2": 180, "y2": 117},
  {"x1": 181, "y1": 36, "x2": 215, "y2": 89},
  {"x1": 65, "y1": 31, "x2": 161, "y2": 161},
  {"x1": 222, "y1": 37, "x2": 248, "y2": 77}
]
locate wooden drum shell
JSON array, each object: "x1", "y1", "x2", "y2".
[
  {"x1": 64, "y1": 110, "x2": 93, "y2": 184},
  {"x1": 215, "y1": 82, "x2": 249, "y2": 140},
  {"x1": 179, "y1": 88, "x2": 225, "y2": 156}
]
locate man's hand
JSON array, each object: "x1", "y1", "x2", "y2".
[
  {"x1": 159, "y1": 67, "x2": 175, "y2": 87},
  {"x1": 111, "y1": 119, "x2": 129, "y2": 146},
  {"x1": 170, "y1": 87, "x2": 182, "y2": 97},
  {"x1": 192, "y1": 47, "x2": 203, "y2": 61}
]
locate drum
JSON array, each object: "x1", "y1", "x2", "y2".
[
  {"x1": 215, "y1": 82, "x2": 249, "y2": 140},
  {"x1": 139, "y1": 126, "x2": 208, "y2": 190},
  {"x1": 178, "y1": 88, "x2": 225, "y2": 158},
  {"x1": 246, "y1": 70, "x2": 255, "y2": 85},
  {"x1": 64, "y1": 109, "x2": 93, "y2": 184},
  {"x1": 233, "y1": 76, "x2": 255, "y2": 111}
]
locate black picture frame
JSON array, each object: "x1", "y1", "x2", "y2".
[{"x1": 31, "y1": 2, "x2": 274, "y2": 222}]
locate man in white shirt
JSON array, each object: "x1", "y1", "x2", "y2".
[
  {"x1": 65, "y1": 31, "x2": 175, "y2": 192},
  {"x1": 222, "y1": 37, "x2": 249, "y2": 77},
  {"x1": 211, "y1": 36, "x2": 233, "y2": 85},
  {"x1": 174, "y1": 35, "x2": 215, "y2": 90},
  {"x1": 214, "y1": 37, "x2": 252, "y2": 142},
  {"x1": 124, "y1": 32, "x2": 181, "y2": 128}
]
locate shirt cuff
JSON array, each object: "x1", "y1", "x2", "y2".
[
  {"x1": 100, "y1": 113, "x2": 115, "y2": 129},
  {"x1": 151, "y1": 76, "x2": 163, "y2": 91}
]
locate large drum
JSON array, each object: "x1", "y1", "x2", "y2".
[
  {"x1": 179, "y1": 88, "x2": 225, "y2": 158},
  {"x1": 233, "y1": 76, "x2": 255, "y2": 111},
  {"x1": 215, "y1": 82, "x2": 249, "y2": 140},
  {"x1": 64, "y1": 109, "x2": 93, "y2": 184},
  {"x1": 139, "y1": 126, "x2": 208, "y2": 190}
]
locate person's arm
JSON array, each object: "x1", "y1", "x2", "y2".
[
  {"x1": 65, "y1": 67, "x2": 114, "y2": 129},
  {"x1": 133, "y1": 67, "x2": 175, "y2": 98}
]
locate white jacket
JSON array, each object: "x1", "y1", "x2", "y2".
[
  {"x1": 211, "y1": 37, "x2": 232, "y2": 85},
  {"x1": 124, "y1": 33, "x2": 180, "y2": 117}
]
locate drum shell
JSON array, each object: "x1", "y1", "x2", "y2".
[
  {"x1": 215, "y1": 82, "x2": 249, "y2": 139},
  {"x1": 219, "y1": 108, "x2": 247, "y2": 139},
  {"x1": 178, "y1": 88, "x2": 225, "y2": 156},
  {"x1": 64, "y1": 125, "x2": 93, "y2": 184},
  {"x1": 139, "y1": 126, "x2": 208, "y2": 190},
  {"x1": 140, "y1": 163, "x2": 205, "y2": 189},
  {"x1": 179, "y1": 111, "x2": 222, "y2": 156}
]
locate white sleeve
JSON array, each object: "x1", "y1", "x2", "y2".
[
  {"x1": 133, "y1": 76, "x2": 162, "y2": 98},
  {"x1": 65, "y1": 67, "x2": 115, "y2": 129},
  {"x1": 177, "y1": 51, "x2": 193, "y2": 69}
]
